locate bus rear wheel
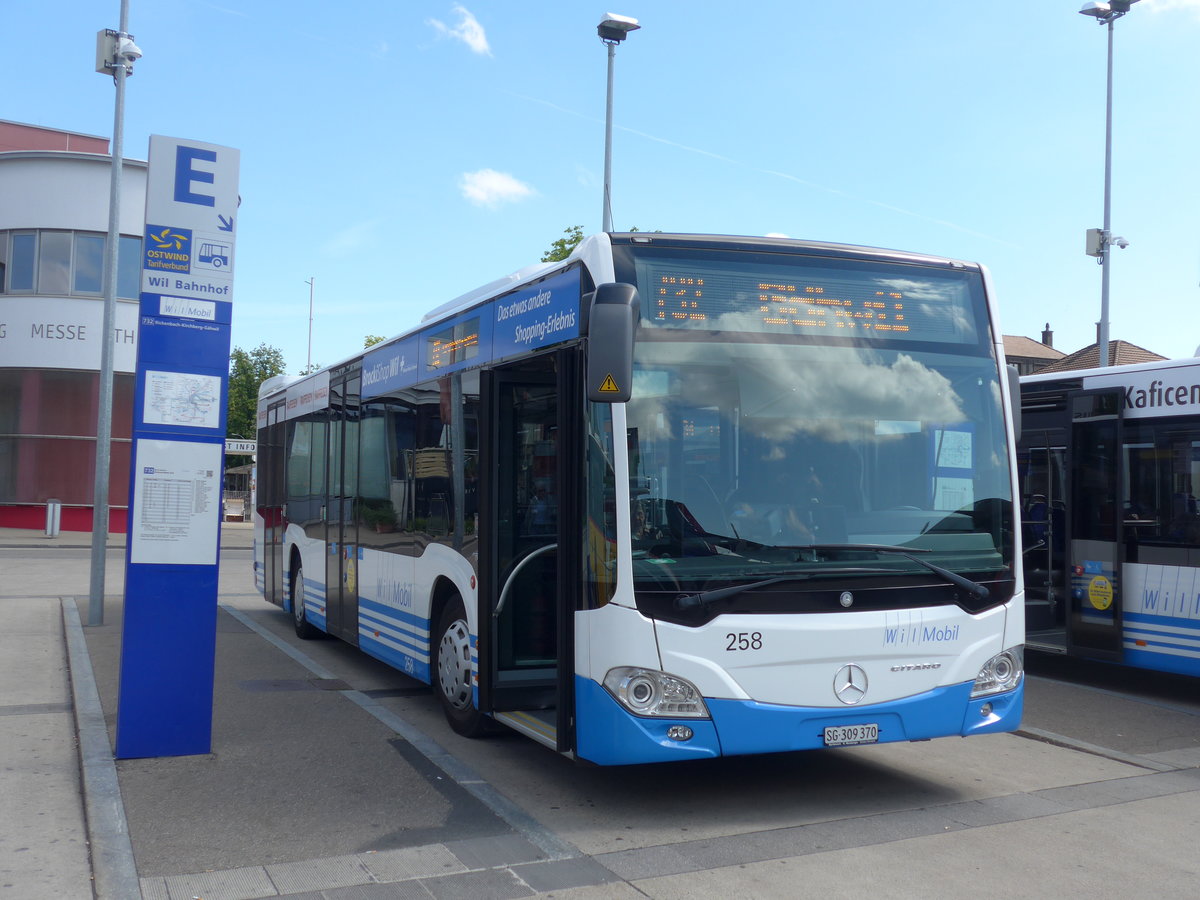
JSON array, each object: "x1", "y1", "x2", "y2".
[
  {"x1": 434, "y1": 597, "x2": 489, "y2": 737},
  {"x1": 292, "y1": 562, "x2": 319, "y2": 639}
]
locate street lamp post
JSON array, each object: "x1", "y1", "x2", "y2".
[
  {"x1": 88, "y1": 2, "x2": 142, "y2": 625},
  {"x1": 305, "y1": 277, "x2": 315, "y2": 373},
  {"x1": 1079, "y1": 0, "x2": 1138, "y2": 368},
  {"x1": 598, "y1": 13, "x2": 640, "y2": 233}
]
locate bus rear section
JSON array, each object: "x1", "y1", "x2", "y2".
[{"x1": 1020, "y1": 358, "x2": 1200, "y2": 677}]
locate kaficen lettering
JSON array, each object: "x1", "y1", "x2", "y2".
[{"x1": 1124, "y1": 379, "x2": 1200, "y2": 412}]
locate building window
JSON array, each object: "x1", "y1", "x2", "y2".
[
  {"x1": 37, "y1": 231, "x2": 72, "y2": 295},
  {"x1": 118, "y1": 235, "x2": 141, "y2": 298},
  {"x1": 9, "y1": 232, "x2": 36, "y2": 291},
  {"x1": 1, "y1": 230, "x2": 142, "y2": 298},
  {"x1": 74, "y1": 233, "x2": 105, "y2": 293}
]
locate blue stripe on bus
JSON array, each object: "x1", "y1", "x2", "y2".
[
  {"x1": 1125, "y1": 612, "x2": 1200, "y2": 632},
  {"x1": 574, "y1": 676, "x2": 1023, "y2": 765},
  {"x1": 300, "y1": 577, "x2": 327, "y2": 631},
  {"x1": 358, "y1": 607, "x2": 429, "y2": 640},
  {"x1": 1123, "y1": 649, "x2": 1200, "y2": 676},
  {"x1": 355, "y1": 597, "x2": 436, "y2": 685},
  {"x1": 1122, "y1": 630, "x2": 1200, "y2": 651},
  {"x1": 1122, "y1": 646, "x2": 1200, "y2": 677},
  {"x1": 357, "y1": 600, "x2": 430, "y2": 656},
  {"x1": 1122, "y1": 612, "x2": 1200, "y2": 663},
  {"x1": 359, "y1": 631, "x2": 432, "y2": 683},
  {"x1": 359, "y1": 625, "x2": 428, "y2": 659},
  {"x1": 357, "y1": 596, "x2": 431, "y2": 630}
]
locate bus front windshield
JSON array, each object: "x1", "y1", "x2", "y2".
[{"x1": 620, "y1": 246, "x2": 1014, "y2": 601}]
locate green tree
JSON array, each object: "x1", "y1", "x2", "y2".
[
  {"x1": 541, "y1": 225, "x2": 584, "y2": 262},
  {"x1": 364, "y1": 334, "x2": 385, "y2": 348},
  {"x1": 540, "y1": 225, "x2": 659, "y2": 263},
  {"x1": 228, "y1": 343, "x2": 287, "y2": 439}
]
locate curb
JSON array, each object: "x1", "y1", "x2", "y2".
[{"x1": 63, "y1": 597, "x2": 143, "y2": 900}]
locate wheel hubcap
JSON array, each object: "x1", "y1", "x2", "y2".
[
  {"x1": 293, "y1": 569, "x2": 304, "y2": 623},
  {"x1": 438, "y1": 618, "x2": 472, "y2": 710}
]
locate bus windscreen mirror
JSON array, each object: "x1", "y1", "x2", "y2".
[
  {"x1": 587, "y1": 283, "x2": 640, "y2": 403},
  {"x1": 1007, "y1": 365, "x2": 1021, "y2": 441}
]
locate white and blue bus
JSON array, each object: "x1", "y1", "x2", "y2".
[
  {"x1": 253, "y1": 233, "x2": 1025, "y2": 764},
  {"x1": 1020, "y1": 356, "x2": 1200, "y2": 677}
]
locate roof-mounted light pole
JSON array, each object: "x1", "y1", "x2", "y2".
[
  {"x1": 1079, "y1": 0, "x2": 1138, "y2": 367},
  {"x1": 598, "y1": 12, "x2": 640, "y2": 233}
]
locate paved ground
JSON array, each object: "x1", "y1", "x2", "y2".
[{"x1": 2, "y1": 522, "x2": 1200, "y2": 899}]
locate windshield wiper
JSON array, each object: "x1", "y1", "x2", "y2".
[
  {"x1": 673, "y1": 567, "x2": 880, "y2": 611},
  {"x1": 793, "y1": 543, "x2": 990, "y2": 604}
]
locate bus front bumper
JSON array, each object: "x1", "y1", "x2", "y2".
[{"x1": 574, "y1": 675, "x2": 1023, "y2": 766}]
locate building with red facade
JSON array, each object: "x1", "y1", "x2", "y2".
[{"x1": 0, "y1": 120, "x2": 147, "y2": 531}]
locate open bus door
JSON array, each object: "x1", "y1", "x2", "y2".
[
  {"x1": 1065, "y1": 388, "x2": 1125, "y2": 661},
  {"x1": 261, "y1": 400, "x2": 287, "y2": 605},
  {"x1": 1020, "y1": 427, "x2": 1066, "y2": 638},
  {"x1": 478, "y1": 350, "x2": 580, "y2": 753}
]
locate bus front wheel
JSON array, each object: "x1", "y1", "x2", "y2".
[
  {"x1": 292, "y1": 562, "x2": 319, "y2": 639},
  {"x1": 434, "y1": 597, "x2": 489, "y2": 737}
]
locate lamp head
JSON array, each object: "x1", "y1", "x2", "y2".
[
  {"x1": 1079, "y1": 0, "x2": 1139, "y2": 18},
  {"x1": 598, "y1": 12, "x2": 641, "y2": 43}
]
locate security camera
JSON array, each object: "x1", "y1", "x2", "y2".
[
  {"x1": 117, "y1": 37, "x2": 142, "y2": 62},
  {"x1": 1113, "y1": 237, "x2": 1130, "y2": 249}
]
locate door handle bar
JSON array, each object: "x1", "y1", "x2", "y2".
[{"x1": 494, "y1": 543, "x2": 557, "y2": 617}]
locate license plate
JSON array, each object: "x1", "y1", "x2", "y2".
[{"x1": 823, "y1": 723, "x2": 879, "y2": 747}]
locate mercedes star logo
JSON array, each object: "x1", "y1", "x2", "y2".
[{"x1": 833, "y1": 664, "x2": 869, "y2": 705}]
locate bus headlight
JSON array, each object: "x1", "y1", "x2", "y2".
[
  {"x1": 971, "y1": 646, "x2": 1024, "y2": 698},
  {"x1": 603, "y1": 667, "x2": 710, "y2": 719}
]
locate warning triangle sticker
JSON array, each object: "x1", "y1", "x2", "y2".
[{"x1": 598, "y1": 373, "x2": 621, "y2": 393}]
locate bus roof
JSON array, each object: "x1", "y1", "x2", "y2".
[{"x1": 259, "y1": 232, "x2": 987, "y2": 405}]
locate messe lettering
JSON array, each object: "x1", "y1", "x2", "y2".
[{"x1": 31, "y1": 322, "x2": 87, "y2": 341}]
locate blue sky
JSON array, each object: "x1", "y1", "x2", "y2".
[{"x1": 11, "y1": 1, "x2": 1200, "y2": 373}]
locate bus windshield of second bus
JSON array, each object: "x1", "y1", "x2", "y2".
[{"x1": 610, "y1": 243, "x2": 1014, "y2": 619}]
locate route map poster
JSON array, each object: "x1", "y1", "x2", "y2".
[{"x1": 142, "y1": 370, "x2": 221, "y2": 429}]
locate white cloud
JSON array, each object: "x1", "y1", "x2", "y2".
[
  {"x1": 459, "y1": 169, "x2": 535, "y2": 208},
  {"x1": 427, "y1": 5, "x2": 492, "y2": 56}
]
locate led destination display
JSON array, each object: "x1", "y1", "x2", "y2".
[{"x1": 634, "y1": 256, "x2": 980, "y2": 345}]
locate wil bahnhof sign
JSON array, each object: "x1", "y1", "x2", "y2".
[{"x1": 116, "y1": 135, "x2": 239, "y2": 759}]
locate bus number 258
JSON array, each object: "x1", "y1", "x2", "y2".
[{"x1": 726, "y1": 632, "x2": 763, "y2": 651}]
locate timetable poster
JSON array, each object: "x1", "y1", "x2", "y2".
[{"x1": 129, "y1": 438, "x2": 221, "y2": 565}]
